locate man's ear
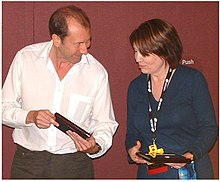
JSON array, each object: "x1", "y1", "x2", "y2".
[{"x1": 52, "y1": 34, "x2": 61, "y2": 47}]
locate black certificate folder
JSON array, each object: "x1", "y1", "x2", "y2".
[
  {"x1": 54, "y1": 113, "x2": 91, "y2": 139},
  {"x1": 136, "y1": 152, "x2": 192, "y2": 164}
]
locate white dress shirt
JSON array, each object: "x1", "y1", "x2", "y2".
[{"x1": 2, "y1": 40, "x2": 118, "y2": 158}]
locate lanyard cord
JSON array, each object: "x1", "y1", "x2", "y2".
[{"x1": 147, "y1": 68, "x2": 173, "y2": 144}]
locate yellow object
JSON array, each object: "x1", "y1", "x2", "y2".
[{"x1": 148, "y1": 144, "x2": 164, "y2": 158}]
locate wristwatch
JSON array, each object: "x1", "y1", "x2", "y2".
[
  {"x1": 96, "y1": 143, "x2": 102, "y2": 153},
  {"x1": 90, "y1": 143, "x2": 101, "y2": 154}
]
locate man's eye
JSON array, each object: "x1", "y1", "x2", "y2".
[{"x1": 73, "y1": 42, "x2": 80, "y2": 47}]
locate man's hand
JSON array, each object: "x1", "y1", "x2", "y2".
[
  {"x1": 26, "y1": 110, "x2": 58, "y2": 129},
  {"x1": 67, "y1": 130, "x2": 101, "y2": 154}
]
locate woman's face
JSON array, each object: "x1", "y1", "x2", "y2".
[{"x1": 133, "y1": 44, "x2": 166, "y2": 75}]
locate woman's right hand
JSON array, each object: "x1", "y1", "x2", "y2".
[{"x1": 128, "y1": 141, "x2": 150, "y2": 164}]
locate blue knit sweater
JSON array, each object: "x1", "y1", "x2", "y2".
[{"x1": 125, "y1": 65, "x2": 218, "y2": 179}]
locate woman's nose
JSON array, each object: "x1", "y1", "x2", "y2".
[{"x1": 135, "y1": 52, "x2": 143, "y2": 63}]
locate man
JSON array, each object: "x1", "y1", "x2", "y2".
[{"x1": 2, "y1": 5, "x2": 118, "y2": 179}]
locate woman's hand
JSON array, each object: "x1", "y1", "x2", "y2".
[
  {"x1": 164, "y1": 162, "x2": 186, "y2": 169},
  {"x1": 165, "y1": 152, "x2": 194, "y2": 169},
  {"x1": 128, "y1": 141, "x2": 150, "y2": 164}
]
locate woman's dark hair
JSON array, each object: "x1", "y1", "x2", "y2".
[
  {"x1": 129, "y1": 18, "x2": 183, "y2": 68},
  {"x1": 49, "y1": 5, "x2": 91, "y2": 41}
]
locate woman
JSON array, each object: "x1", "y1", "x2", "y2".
[{"x1": 125, "y1": 18, "x2": 217, "y2": 179}]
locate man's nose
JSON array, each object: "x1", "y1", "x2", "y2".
[{"x1": 79, "y1": 43, "x2": 89, "y2": 55}]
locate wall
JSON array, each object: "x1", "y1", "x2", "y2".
[{"x1": 2, "y1": 1, "x2": 219, "y2": 179}]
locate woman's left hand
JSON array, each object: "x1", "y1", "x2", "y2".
[
  {"x1": 165, "y1": 152, "x2": 194, "y2": 169},
  {"x1": 165, "y1": 162, "x2": 186, "y2": 169}
]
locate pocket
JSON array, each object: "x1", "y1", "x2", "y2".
[
  {"x1": 67, "y1": 93, "x2": 93, "y2": 123},
  {"x1": 13, "y1": 146, "x2": 35, "y2": 162}
]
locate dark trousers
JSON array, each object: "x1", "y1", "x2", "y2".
[{"x1": 11, "y1": 145, "x2": 94, "y2": 179}]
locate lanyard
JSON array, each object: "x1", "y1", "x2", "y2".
[{"x1": 147, "y1": 68, "x2": 173, "y2": 144}]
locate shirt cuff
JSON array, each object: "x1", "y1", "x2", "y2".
[{"x1": 16, "y1": 110, "x2": 33, "y2": 127}]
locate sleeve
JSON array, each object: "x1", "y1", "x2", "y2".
[
  {"x1": 125, "y1": 81, "x2": 143, "y2": 163},
  {"x1": 2, "y1": 51, "x2": 31, "y2": 128},
  {"x1": 87, "y1": 68, "x2": 118, "y2": 158},
  {"x1": 185, "y1": 71, "x2": 218, "y2": 160}
]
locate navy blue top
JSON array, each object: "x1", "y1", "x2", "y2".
[{"x1": 125, "y1": 65, "x2": 218, "y2": 179}]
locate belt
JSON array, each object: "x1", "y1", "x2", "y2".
[{"x1": 16, "y1": 144, "x2": 84, "y2": 158}]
